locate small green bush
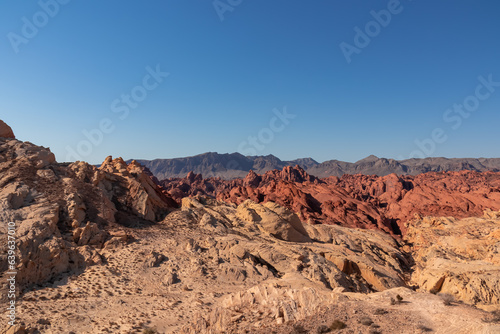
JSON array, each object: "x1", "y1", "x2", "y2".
[
  {"x1": 316, "y1": 325, "x2": 331, "y2": 333},
  {"x1": 291, "y1": 324, "x2": 307, "y2": 334},
  {"x1": 359, "y1": 316, "x2": 373, "y2": 326},
  {"x1": 417, "y1": 325, "x2": 433, "y2": 332},
  {"x1": 143, "y1": 328, "x2": 158, "y2": 334},
  {"x1": 391, "y1": 294, "x2": 404, "y2": 305},
  {"x1": 482, "y1": 310, "x2": 500, "y2": 323},
  {"x1": 373, "y1": 308, "x2": 388, "y2": 315},
  {"x1": 329, "y1": 319, "x2": 347, "y2": 330},
  {"x1": 439, "y1": 293, "x2": 454, "y2": 306}
]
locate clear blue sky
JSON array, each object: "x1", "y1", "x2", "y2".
[{"x1": 1, "y1": 0, "x2": 499, "y2": 164}]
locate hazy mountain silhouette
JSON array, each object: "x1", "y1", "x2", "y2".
[{"x1": 129, "y1": 153, "x2": 500, "y2": 180}]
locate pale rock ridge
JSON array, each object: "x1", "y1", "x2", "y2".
[
  {"x1": 406, "y1": 211, "x2": 500, "y2": 311},
  {"x1": 98, "y1": 156, "x2": 177, "y2": 222},
  {"x1": 0, "y1": 138, "x2": 176, "y2": 298},
  {"x1": 175, "y1": 198, "x2": 500, "y2": 333}
]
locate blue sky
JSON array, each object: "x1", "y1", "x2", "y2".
[{"x1": 1, "y1": 0, "x2": 499, "y2": 164}]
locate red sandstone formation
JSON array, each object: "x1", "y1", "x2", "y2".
[
  {"x1": 0, "y1": 120, "x2": 15, "y2": 138},
  {"x1": 161, "y1": 166, "x2": 500, "y2": 235}
]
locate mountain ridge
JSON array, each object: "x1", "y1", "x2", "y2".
[{"x1": 128, "y1": 152, "x2": 500, "y2": 180}]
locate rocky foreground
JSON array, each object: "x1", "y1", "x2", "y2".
[{"x1": 0, "y1": 124, "x2": 500, "y2": 333}]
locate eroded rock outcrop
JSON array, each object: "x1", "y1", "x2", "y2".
[
  {"x1": 175, "y1": 197, "x2": 409, "y2": 295},
  {"x1": 406, "y1": 210, "x2": 500, "y2": 311},
  {"x1": 168, "y1": 198, "x2": 498, "y2": 333},
  {"x1": 98, "y1": 156, "x2": 178, "y2": 223},
  {"x1": 0, "y1": 120, "x2": 15, "y2": 139},
  {"x1": 0, "y1": 137, "x2": 177, "y2": 297}
]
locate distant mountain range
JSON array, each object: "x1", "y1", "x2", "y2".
[{"x1": 128, "y1": 153, "x2": 500, "y2": 180}]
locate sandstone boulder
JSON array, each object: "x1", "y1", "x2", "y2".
[
  {"x1": 0, "y1": 120, "x2": 15, "y2": 138},
  {"x1": 406, "y1": 212, "x2": 500, "y2": 310},
  {"x1": 236, "y1": 200, "x2": 310, "y2": 242},
  {"x1": 0, "y1": 138, "x2": 177, "y2": 296}
]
